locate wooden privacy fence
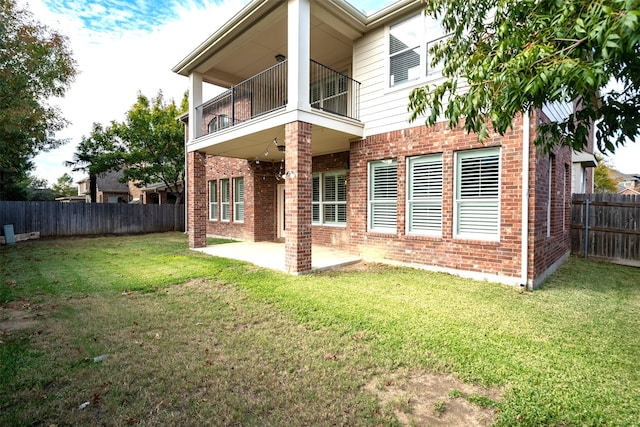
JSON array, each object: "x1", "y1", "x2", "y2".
[
  {"x1": 571, "y1": 194, "x2": 640, "y2": 266},
  {"x1": 0, "y1": 201, "x2": 185, "y2": 238}
]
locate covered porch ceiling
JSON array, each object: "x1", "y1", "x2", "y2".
[
  {"x1": 192, "y1": 123, "x2": 360, "y2": 161},
  {"x1": 174, "y1": 0, "x2": 368, "y2": 87}
]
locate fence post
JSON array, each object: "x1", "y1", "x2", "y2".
[{"x1": 584, "y1": 198, "x2": 590, "y2": 259}]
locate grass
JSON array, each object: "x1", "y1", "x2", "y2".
[{"x1": 1, "y1": 232, "x2": 639, "y2": 426}]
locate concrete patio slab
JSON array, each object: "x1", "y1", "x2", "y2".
[{"x1": 193, "y1": 241, "x2": 361, "y2": 274}]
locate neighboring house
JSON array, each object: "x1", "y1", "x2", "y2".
[
  {"x1": 78, "y1": 170, "x2": 131, "y2": 203},
  {"x1": 614, "y1": 173, "x2": 640, "y2": 195},
  {"x1": 128, "y1": 181, "x2": 184, "y2": 204},
  {"x1": 172, "y1": 0, "x2": 595, "y2": 289}
]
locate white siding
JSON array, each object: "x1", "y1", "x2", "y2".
[{"x1": 353, "y1": 18, "x2": 466, "y2": 137}]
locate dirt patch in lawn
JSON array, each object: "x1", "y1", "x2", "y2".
[
  {"x1": 367, "y1": 369, "x2": 502, "y2": 426},
  {"x1": 0, "y1": 300, "x2": 43, "y2": 333}
]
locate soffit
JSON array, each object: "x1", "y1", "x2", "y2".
[{"x1": 173, "y1": 0, "x2": 423, "y2": 86}]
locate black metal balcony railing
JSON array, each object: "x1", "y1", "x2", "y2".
[
  {"x1": 310, "y1": 60, "x2": 360, "y2": 120},
  {"x1": 195, "y1": 59, "x2": 360, "y2": 138}
]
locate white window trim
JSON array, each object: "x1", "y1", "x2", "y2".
[
  {"x1": 386, "y1": 13, "x2": 450, "y2": 91},
  {"x1": 209, "y1": 180, "x2": 218, "y2": 221},
  {"x1": 312, "y1": 171, "x2": 347, "y2": 227},
  {"x1": 233, "y1": 177, "x2": 244, "y2": 223},
  {"x1": 406, "y1": 154, "x2": 443, "y2": 236},
  {"x1": 220, "y1": 178, "x2": 230, "y2": 222},
  {"x1": 368, "y1": 159, "x2": 398, "y2": 233},
  {"x1": 454, "y1": 147, "x2": 501, "y2": 241}
]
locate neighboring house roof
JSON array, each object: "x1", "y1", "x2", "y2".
[
  {"x1": 618, "y1": 187, "x2": 640, "y2": 195},
  {"x1": 78, "y1": 170, "x2": 130, "y2": 194}
]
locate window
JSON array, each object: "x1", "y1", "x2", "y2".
[
  {"x1": 209, "y1": 181, "x2": 218, "y2": 221},
  {"x1": 312, "y1": 171, "x2": 347, "y2": 225},
  {"x1": 220, "y1": 178, "x2": 230, "y2": 221},
  {"x1": 368, "y1": 160, "x2": 398, "y2": 232},
  {"x1": 407, "y1": 154, "x2": 443, "y2": 235},
  {"x1": 389, "y1": 14, "x2": 448, "y2": 87},
  {"x1": 455, "y1": 148, "x2": 500, "y2": 240},
  {"x1": 233, "y1": 177, "x2": 244, "y2": 222},
  {"x1": 208, "y1": 114, "x2": 230, "y2": 133}
]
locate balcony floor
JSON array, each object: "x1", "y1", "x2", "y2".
[{"x1": 192, "y1": 240, "x2": 361, "y2": 274}]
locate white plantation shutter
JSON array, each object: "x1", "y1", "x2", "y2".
[
  {"x1": 369, "y1": 161, "x2": 398, "y2": 232},
  {"x1": 234, "y1": 177, "x2": 244, "y2": 222},
  {"x1": 312, "y1": 172, "x2": 346, "y2": 225},
  {"x1": 455, "y1": 148, "x2": 500, "y2": 239},
  {"x1": 221, "y1": 179, "x2": 230, "y2": 221},
  {"x1": 407, "y1": 155, "x2": 442, "y2": 234},
  {"x1": 322, "y1": 173, "x2": 346, "y2": 224},
  {"x1": 209, "y1": 180, "x2": 218, "y2": 221},
  {"x1": 312, "y1": 174, "x2": 320, "y2": 223}
]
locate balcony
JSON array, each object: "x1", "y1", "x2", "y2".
[{"x1": 194, "y1": 60, "x2": 361, "y2": 139}]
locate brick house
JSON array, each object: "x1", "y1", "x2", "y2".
[
  {"x1": 78, "y1": 170, "x2": 130, "y2": 203},
  {"x1": 172, "y1": 0, "x2": 595, "y2": 289}
]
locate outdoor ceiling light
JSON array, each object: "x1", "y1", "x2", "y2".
[{"x1": 275, "y1": 54, "x2": 286, "y2": 62}]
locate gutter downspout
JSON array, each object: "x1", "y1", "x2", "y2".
[{"x1": 521, "y1": 111, "x2": 530, "y2": 289}]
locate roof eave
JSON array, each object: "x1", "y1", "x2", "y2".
[{"x1": 172, "y1": 0, "x2": 423, "y2": 77}]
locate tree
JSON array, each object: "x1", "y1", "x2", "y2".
[
  {"x1": 408, "y1": 0, "x2": 640, "y2": 154},
  {"x1": 113, "y1": 91, "x2": 187, "y2": 205},
  {"x1": 52, "y1": 173, "x2": 77, "y2": 197},
  {"x1": 594, "y1": 154, "x2": 620, "y2": 193},
  {"x1": 0, "y1": 0, "x2": 77, "y2": 198},
  {"x1": 65, "y1": 123, "x2": 121, "y2": 202}
]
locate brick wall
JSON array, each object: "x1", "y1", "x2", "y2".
[
  {"x1": 530, "y1": 113, "x2": 572, "y2": 286},
  {"x1": 349, "y1": 119, "x2": 527, "y2": 282},
  {"x1": 203, "y1": 155, "x2": 253, "y2": 241},
  {"x1": 187, "y1": 151, "x2": 207, "y2": 248}
]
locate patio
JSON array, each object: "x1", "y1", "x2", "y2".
[{"x1": 193, "y1": 241, "x2": 361, "y2": 274}]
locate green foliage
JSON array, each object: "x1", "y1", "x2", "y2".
[
  {"x1": 0, "y1": 235, "x2": 640, "y2": 425},
  {"x1": 594, "y1": 154, "x2": 620, "y2": 193},
  {"x1": 408, "y1": 0, "x2": 640, "y2": 154},
  {"x1": 0, "y1": 0, "x2": 77, "y2": 198},
  {"x1": 112, "y1": 91, "x2": 188, "y2": 202},
  {"x1": 65, "y1": 123, "x2": 121, "y2": 202},
  {"x1": 52, "y1": 173, "x2": 77, "y2": 197}
]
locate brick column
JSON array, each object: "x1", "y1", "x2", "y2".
[
  {"x1": 187, "y1": 151, "x2": 207, "y2": 248},
  {"x1": 285, "y1": 121, "x2": 312, "y2": 273}
]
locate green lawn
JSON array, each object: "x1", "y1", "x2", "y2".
[{"x1": 1, "y1": 233, "x2": 638, "y2": 426}]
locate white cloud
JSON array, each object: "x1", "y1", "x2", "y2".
[
  {"x1": 26, "y1": 0, "x2": 640, "y2": 187},
  {"x1": 27, "y1": 0, "x2": 246, "y2": 185}
]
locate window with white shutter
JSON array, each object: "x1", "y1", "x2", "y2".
[
  {"x1": 407, "y1": 154, "x2": 442, "y2": 235},
  {"x1": 233, "y1": 177, "x2": 244, "y2": 222},
  {"x1": 455, "y1": 148, "x2": 500, "y2": 240},
  {"x1": 209, "y1": 180, "x2": 218, "y2": 221},
  {"x1": 311, "y1": 171, "x2": 346, "y2": 226},
  {"x1": 312, "y1": 174, "x2": 321, "y2": 223},
  {"x1": 389, "y1": 14, "x2": 449, "y2": 88},
  {"x1": 369, "y1": 160, "x2": 398, "y2": 232},
  {"x1": 221, "y1": 179, "x2": 230, "y2": 221}
]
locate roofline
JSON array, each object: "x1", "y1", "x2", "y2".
[{"x1": 172, "y1": 0, "x2": 420, "y2": 77}]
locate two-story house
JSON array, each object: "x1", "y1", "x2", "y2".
[
  {"x1": 77, "y1": 170, "x2": 131, "y2": 203},
  {"x1": 173, "y1": 0, "x2": 594, "y2": 289}
]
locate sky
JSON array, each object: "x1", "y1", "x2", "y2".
[{"x1": 24, "y1": 0, "x2": 640, "y2": 186}]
